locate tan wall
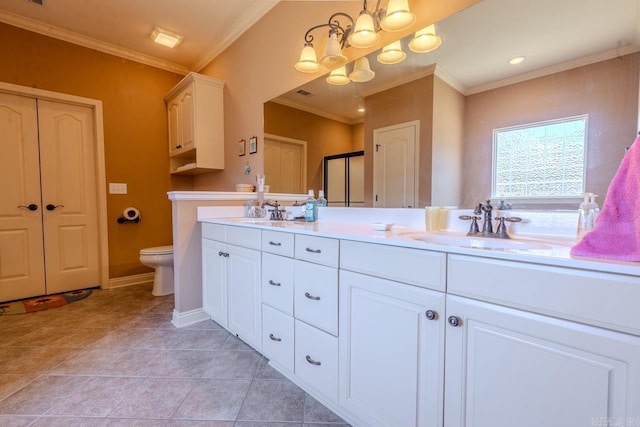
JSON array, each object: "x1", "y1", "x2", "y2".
[
  {"x1": 264, "y1": 102, "x2": 355, "y2": 191},
  {"x1": 195, "y1": 0, "x2": 481, "y2": 193},
  {"x1": 351, "y1": 122, "x2": 365, "y2": 151},
  {"x1": 365, "y1": 74, "x2": 435, "y2": 206},
  {"x1": 462, "y1": 53, "x2": 640, "y2": 208},
  {"x1": 0, "y1": 23, "x2": 186, "y2": 279}
]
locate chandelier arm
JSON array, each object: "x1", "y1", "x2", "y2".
[
  {"x1": 303, "y1": 23, "x2": 333, "y2": 44},
  {"x1": 327, "y1": 12, "x2": 355, "y2": 47}
]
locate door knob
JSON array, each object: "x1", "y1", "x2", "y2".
[
  {"x1": 46, "y1": 204, "x2": 64, "y2": 211},
  {"x1": 18, "y1": 204, "x2": 38, "y2": 211}
]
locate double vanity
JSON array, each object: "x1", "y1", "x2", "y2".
[{"x1": 198, "y1": 207, "x2": 640, "y2": 427}]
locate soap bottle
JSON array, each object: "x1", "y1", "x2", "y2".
[
  {"x1": 577, "y1": 192, "x2": 594, "y2": 241},
  {"x1": 305, "y1": 190, "x2": 317, "y2": 222},
  {"x1": 317, "y1": 190, "x2": 327, "y2": 208},
  {"x1": 588, "y1": 193, "x2": 600, "y2": 225}
]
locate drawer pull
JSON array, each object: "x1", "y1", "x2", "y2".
[
  {"x1": 269, "y1": 333, "x2": 282, "y2": 342},
  {"x1": 305, "y1": 355, "x2": 322, "y2": 366},
  {"x1": 269, "y1": 241, "x2": 282, "y2": 247},
  {"x1": 304, "y1": 292, "x2": 321, "y2": 301},
  {"x1": 305, "y1": 247, "x2": 322, "y2": 254},
  {"x1": 268, "y1": 280, "x2": 281, "y2": 287}
]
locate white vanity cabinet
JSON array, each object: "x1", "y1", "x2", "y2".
[
  {"x1": 202, "y1": 223, "x2": 261, "y2": 350},
  {"x1": 444, "y1": 254, "x2": 640, "y2": 427},
  {"x1": 338, "y1": 240, "x2": 447, "y2": 427},
  {"x1": 165, "y1": 72, "x2": 224, "y2": 174}
]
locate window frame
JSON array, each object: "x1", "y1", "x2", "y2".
[{"x1": 491, "y1": 115, "x2": 589, "y2": 205}]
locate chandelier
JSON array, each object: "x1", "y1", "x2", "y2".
[{"x1": 294, "y1": 0, "x2": 416, "y2": 74}]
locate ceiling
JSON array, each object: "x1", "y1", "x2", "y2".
[
  {"x1": 0, "y1": 0, "x2": 281, "y2": 73},
  {"x1": 1, "y1": 0, "x2": 639, "y2": 122}
]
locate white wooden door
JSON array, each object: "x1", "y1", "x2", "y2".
[
  {"x1": 264, "y1": 136, "x2": 306, "y2": 194},
  {"x1": 38, "y1": 100, "x2": 100, "y2": 294},
  {"x1": 373, "y1": 121, "x2": 419, "y2": 207},
  {"x1": 0, "y1": 92, "x2": 46, "y2": 301},
  {"x1": 227, "y1": 244, "x2": 262, "y2": 351},
  {"x1": 202, "y1": 238, "x2": 228, "y2": 327},
  {"x1": 339, "y1": 270, "x2": 446, "y2": 427},
  {"x1": 444, "y1": 295, "x2": 640, "y2": 427}
]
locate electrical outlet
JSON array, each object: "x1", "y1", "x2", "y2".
[{"x1": 109, "y1": 183, "x2": 127, "y2": 194}]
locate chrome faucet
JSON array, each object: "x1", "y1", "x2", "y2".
[
  {"x1": 476, "y1": 199, "x2": 494, "y2": 236},
  {"x1": 262, "y1": 200, "x2": 285, "y2": 221}
]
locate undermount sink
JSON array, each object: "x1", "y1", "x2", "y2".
[{"x1": 410, "y1": 234, "x2": 552, "y2": 250}]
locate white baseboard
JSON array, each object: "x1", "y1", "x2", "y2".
[
  {"x1": 108, "y1": 273, "x2": 154, "y2": 289},
  {"x1": 172, "y1": 308, "x2": 210, "y2": 328}
]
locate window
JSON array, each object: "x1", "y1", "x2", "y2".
[{"x1": 492, "y1": 116, "x2": 587, "y2": 199}]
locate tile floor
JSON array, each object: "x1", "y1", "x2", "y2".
[{"x1": 0, "y1": 284, "x2": 351, "y2": 426}]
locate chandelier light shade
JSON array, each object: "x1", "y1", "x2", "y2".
[
  {"x1": 320, "y1": 31, "x2": 348, "y2": 68},
  {"x1": 295, "y1": 42, "x2": 321, "y2": 72},
  {"x1": 408, "y1": 24, "x2": 442, "y2": 53},
  {"x1": 377, "y1": 40, "x2": 406, "y2": 64},
  {"x1": 380, "y1": 0, "x2": 416, "y2": 32},
  {"x1": 348, "y1": 10, "x2": 380, "y2": 48},
  {"x1": 349, "y1": 57, "x2": 375, "y2": 82},
  {"x1": 326, "y1": 66, "x2": 351, "y2": 85}
]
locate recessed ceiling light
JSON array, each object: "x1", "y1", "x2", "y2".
[
  {"x1": 151, "y1": 27, "x2": 183, "y2": 48},
  {"x1": 509, "y1": 56, "x2": 525, "y2": 65}
]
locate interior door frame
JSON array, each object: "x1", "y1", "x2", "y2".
[
  {"x1": 0, "y1": 81, "x2": 109, "y2": 289},
  {"x1": 264, "y1": 133, "x2": 308, "y2": 193}
]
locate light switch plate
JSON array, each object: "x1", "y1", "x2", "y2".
[{"x1": 109, "y1": 183, "x2": 127, "y2": 194}]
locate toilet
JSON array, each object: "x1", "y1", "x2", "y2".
[{"x1": 139, "y1": 245, "x2": 174, "y2": 296}]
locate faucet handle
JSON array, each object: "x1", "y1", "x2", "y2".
[
  {"x1": 494, "y1": 216, "x2": 522, "y2": 238},
  {"x1": 459, "y1": 215, "x2": 480, "y2": 235}
]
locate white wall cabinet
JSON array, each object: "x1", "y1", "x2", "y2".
[
  {"x1": 444, "y1": 294, "x2": 640, "y2": 427},
  {"x1": 165, "y1": 72, "x2": 224, "y2": 174},
  {"x1": 202, "y1": 224, "x2": 261, "y2": 351}
]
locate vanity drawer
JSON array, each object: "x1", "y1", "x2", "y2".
[
  {"x1": 295, "y1": 319, "x2": 338, "y2": 404},
  {"x1": 295, "y1": 234, "x2": 339, "y2": 267},
  {"x1": 262, "y1": 253, "x2": 294, "y2": 316},
  {"x1": 225, "y1": 225, "x2": 261, "y2": 249},
  {"x1": 448, "y1": 254, "x2": 640, "y2": 335},
  {"x1": 202, "y1": 223, "x2": 225, "y2": 241},
  {"x1": 262, "y1": 304, "x2": 294, "y2": 373},
  {"x1": 340, "y1": 240, "x2": 446, "y2": 292},
  {"x1": 262, "y1": 230, "x2": 294, "y2": 257},
  {"x1": 294, "y1": 260, "x2": 338, "y2": 336}
]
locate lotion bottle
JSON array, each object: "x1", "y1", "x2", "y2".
[{"x1": 304, "y1": 190, "x2": 317, "y2": 222}]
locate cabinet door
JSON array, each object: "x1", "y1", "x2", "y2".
[
  {"x1": 444, "y1": 295, "x2": 640, "y2": 427},
  {"x1": 167, "y1": 100, "x2": 181, "y2": 156},
  {"x1": 178, "y1": 83, "x2": 195, "y2": 151},
  {"x1": 227, "y1": 244, "x2": 262, "y2": 351},
  {"x1": 339, "y1": 270, "x2": 446, "y2": 427},
  {"x1": 202, "y1": 238, "x2": 227, "y2": 328}
]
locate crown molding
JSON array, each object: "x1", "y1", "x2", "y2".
[
  {"x1": 270, "y1": 96, "x2": 362, "y2": 125},
  {"x1": 0, "y1": 9, "x2": 190, "y2": 75},
  {"x1": 193, "y1": 0, "x2": 281, "y2": 71},
  {"x1": 466, "y1": 45, "x2": 640, "y2": 95}
]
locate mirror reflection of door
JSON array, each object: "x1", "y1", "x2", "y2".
[
  {"x1": 264, "y1": 134, "x2": 307, "y2": 194},
  {"x1": 373, "y1": 121, "x2": 420, "y2": 208}
]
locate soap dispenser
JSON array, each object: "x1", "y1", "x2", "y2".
[{"x1": 577, "y1": 192, "x2": 596, "y2": 241}]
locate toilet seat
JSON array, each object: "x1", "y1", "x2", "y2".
[{"x1": 140, "y1": 245, "x2": 173, "y2": 255}]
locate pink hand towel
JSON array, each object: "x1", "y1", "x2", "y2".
[{"x1": 571, "y1": 135, "x2": 640, "y2": 261}]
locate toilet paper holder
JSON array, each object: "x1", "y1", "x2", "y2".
[{"x1": 118, "y1": 207, "x2": 141, "y2": 223}]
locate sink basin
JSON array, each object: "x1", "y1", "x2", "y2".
[{"x1": 411, "y1": 234, "x2": 552, "y2": 250}]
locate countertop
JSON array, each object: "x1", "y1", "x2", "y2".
[{"x1": 199, "y1": 216, "x2": 640, "y2": 278}]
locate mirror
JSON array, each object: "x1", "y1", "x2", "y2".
[{"x1": 265, "y1": 0, "x2": 640, "y2": 208}]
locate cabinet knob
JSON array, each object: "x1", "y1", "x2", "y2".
[
  {"x1": 269, "y1": 333, "x2": 282, "y2": 342},
  {"x1": 448, "y1": 316, "x2": 462, "y2": 327},
  {"x1": 425, "y1": 310, "x2": 438, "y2": 321},
  {"x1": 305, "y1": 355, "x2": 321, "y2": 366}
]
